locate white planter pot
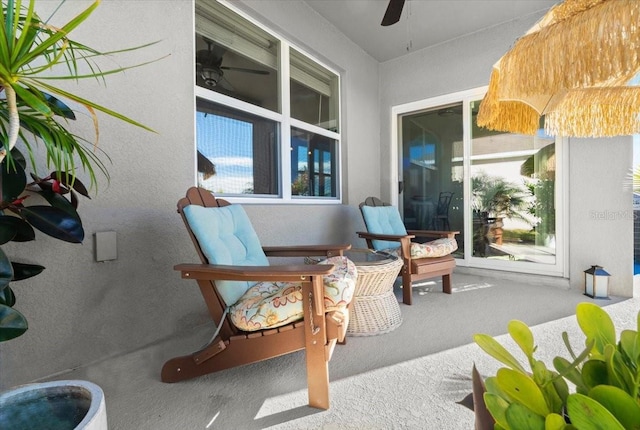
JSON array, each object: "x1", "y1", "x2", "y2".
[{"x1": 0, "y1": 379, "x2": 107, "y2": 430}]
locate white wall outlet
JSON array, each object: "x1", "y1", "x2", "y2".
[{"x1": 95, "y1": 231, "x2": 117, "y2": 262}]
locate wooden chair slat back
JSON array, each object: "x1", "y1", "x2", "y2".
[{"x1": 361, "y1": 196, "x2": 389, "y2": 208}]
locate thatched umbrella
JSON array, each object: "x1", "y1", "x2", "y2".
[{"x1": 477, "y1": 0, "x2": 640, "y2": 137}]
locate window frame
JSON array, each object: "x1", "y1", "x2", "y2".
[{"x1": 194, "y1": 1, "x2": 343, "y2": 204}]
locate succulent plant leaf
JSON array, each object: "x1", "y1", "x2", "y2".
[
  {"x1": 497, "y1": 368, "x2": 551, "y2": 417},
  {"x1": 588, "y1": 385, "x2": 640, "y2": 429},
  {"x1": 474, "y1": 333, "x2": 528, "y2": 373},
  {"x1": 576, "y1": 303, "x2": 616, "y2": 355},
  {"x1": 504, "y1": 402, "x2": 545, "y2": 430},
  {"x1": 566, "y1": 393, "x2": 624, "y2": 430},
  {"x1": 509, "y1": 319, "x2": 536, "y2": 358},
  {"x1": 483, "y1": 392, "x2": 510, "y2": 430},
  {"x1": 543, "y1": 413, "x2": 566, "y2": 430}
]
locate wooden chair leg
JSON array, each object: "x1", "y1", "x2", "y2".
[
  {"x1": 303, "y1": 279, "x2": 331, "y2": 410},
  {"x1": 442, "y1": 273, "x2": 452, "y2": 294},
  {"x1": 161, "y1": 327, "x2": 305, "y2": 383},
  {"x1": 402, "y1": 269, "x2": 412, "y2": 305}
]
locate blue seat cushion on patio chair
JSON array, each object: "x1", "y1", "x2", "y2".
[
  {"x1": 183, "y1": 204, "x2": 269, "y2": 306},
  {"x1": 361, "y1": 205, "x2": 408, "y2": 251},
  {"x1": 229, "y1": 256, "x2": 357, "y2": 331}
]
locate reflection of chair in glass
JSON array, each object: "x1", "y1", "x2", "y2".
[
  {"x1": 357, "y1": 197, "x2": 459, "y2": 305},
  {"x1": 434, "y1": 191, "x2": 454, "y2": 230},
  {"x1": 162, "y1": 187, "x2": 357, "y2": 410},
  {"x1": 410, "y1": 196, "x2": 435, "y2": 230}
]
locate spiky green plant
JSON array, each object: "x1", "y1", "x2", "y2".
[{"x1": 0, "y1": 0, "x2": 161, "y2": 341}]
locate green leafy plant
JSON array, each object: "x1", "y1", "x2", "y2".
[
  {"x1": 0, "y1": 0, "x2": 160, "y2": 341},
  {"x1": 472, "y1": 302, "x2": 640, "y2": 429}
]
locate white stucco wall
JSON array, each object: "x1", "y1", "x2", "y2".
[
  {"x1": 568, "y1": 137, "x2": 634, "y2": 296},
  {"x1": 1, "y1": 1, "x2": 199, "y2": 389},
  {"x1": 1, "y1": 0, "x2": 380, "y2": 389}
]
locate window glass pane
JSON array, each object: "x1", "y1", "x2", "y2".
[
  {"x1": 195, "y1": 1, "x2": 279, "y2": 111},
  {"x1": 197, "y1": 98, "x2": 279, "y2": 196},
  {"x1": 471, "y1": 102, "x2": 556, "y2": 263},
  {"x1": 291, "y1": 127, "x2": 337, "y2": 197},
  {"x1": 290, "y1": 48, "x2": 339, "y2": 132},
  {"x1": 400, "y1": 103, "x2": 463, "y2": 257}
]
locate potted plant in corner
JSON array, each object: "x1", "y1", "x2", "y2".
[
  {"x1": 470, "y1": 302, "x2": 640, "y2": 429},
  {"x1": 0, "y1": 0, "x2": 159, "y2": 427}
]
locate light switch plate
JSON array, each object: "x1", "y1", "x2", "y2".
[{"x1": 95, "y1": 231, "x2": 117, "y2": 262}]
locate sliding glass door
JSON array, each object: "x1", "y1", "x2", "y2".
[
  {"x1": 399, "y1": 104, "x2": 464, "y2": 257},
  {"x1": 395, "y1": 89, "x2": 565, "y2": 276}
]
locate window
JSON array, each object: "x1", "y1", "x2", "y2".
[{"x1": 195, "y1": 1, "x2": 341, "y2": 202}]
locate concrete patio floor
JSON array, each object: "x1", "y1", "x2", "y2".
[{"x1": 46, "y1": 269, "x2": 636, "y2": 429}]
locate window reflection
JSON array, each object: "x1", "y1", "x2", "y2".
[
  {"x1": 291, "y1": 127, "x2": 336, "y2": 197},
  {"x1": 290, "y1": 48, "x2": 339, "y2": 132},
  {"x1": 196, "y1": 99, "x2": 279, "y2": 196},
  {"x1": 471, "y1": 106, "x2": 556, "y2": 263},
  {"x1": 195, "y1": 1, "x2": 279, "y2": 111}
]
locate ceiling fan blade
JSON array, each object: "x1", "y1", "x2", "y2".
[
  {"x1": 218, "y1": 76, "x2": 235, "y2": 91},
  {"x1": 381, "y1": 0, "x2": 405, "y2": 26},
  {"x1": 221, "y1": 66, "x2": 269, "y2": 75}
]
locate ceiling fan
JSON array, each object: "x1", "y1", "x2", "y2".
[
  {"x1": 196, "y1": 38, "x2": 269, "y2": 90},
  {"x1": 381, "y1": 0, "x2": 406, "y2": 26}
]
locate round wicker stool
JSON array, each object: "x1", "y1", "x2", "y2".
[{"x1": 343, "y1": 249, "x2": 404, "y2": 336}]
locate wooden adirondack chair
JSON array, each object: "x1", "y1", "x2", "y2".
[
  {"x1": 162, "y1": 187, "x2": 356, "y2": 410},
  {"x1": 357, "y1": 197, "x2": 459, "y2": 305}
]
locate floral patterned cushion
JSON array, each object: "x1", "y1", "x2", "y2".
[
  {"x1": 229, "y1": 256, "x2": 357, "y2": 331},
  {"x1": 410, "y1": 237, "x2": 458, "y2": 258}
]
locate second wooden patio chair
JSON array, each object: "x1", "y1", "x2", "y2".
[
  {"x1": 162, "y1": 187, "x2": 357, "y2": 410},
  {"x1": 357, "y1": 197, "x2": 459, "y2": 305}
]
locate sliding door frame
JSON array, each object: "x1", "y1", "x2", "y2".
[{"x1": 390, "y1": 87, "x2": 568, "y2": 277}]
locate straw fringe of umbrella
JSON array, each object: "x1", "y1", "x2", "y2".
[{"x1": 477, "y1": 0, "x2": 640, "y2": 137}]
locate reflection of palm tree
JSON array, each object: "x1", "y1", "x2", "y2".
[
  {"x1": 472, "y1": 173, "x2": 533, "y2": 254},
  {"x1": 472, "y1": 173, "x2": 531, "y2": 222}
]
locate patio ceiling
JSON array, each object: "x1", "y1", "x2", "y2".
[{"x1": 303, "y1": 0, "x2": 558, "y2": 62}]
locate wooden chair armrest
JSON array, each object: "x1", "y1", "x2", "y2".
[
  {"x1": 174, "y1": 263, "x2": 334, "y2": 282},
  {"x1": 356, "y1": 231, "x2": 416, "y2": 241},
  {"x1": 406, "y1": 229, "x2": 460, "y2": 239},
  {"x1": 262, "y1": 243, "x2": 351, "y2": 257}
]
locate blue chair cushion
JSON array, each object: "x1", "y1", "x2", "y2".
[
  {"x1": 361, "y1": 205, "x2": 408, "y2": 251},
  {"x1": 183, "y1": 204, "x2": 269, "y2": 306}
]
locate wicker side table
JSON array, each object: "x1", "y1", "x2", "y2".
[{"x1": 343, "y1": 249, "x2": 404, "y2": 336}]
